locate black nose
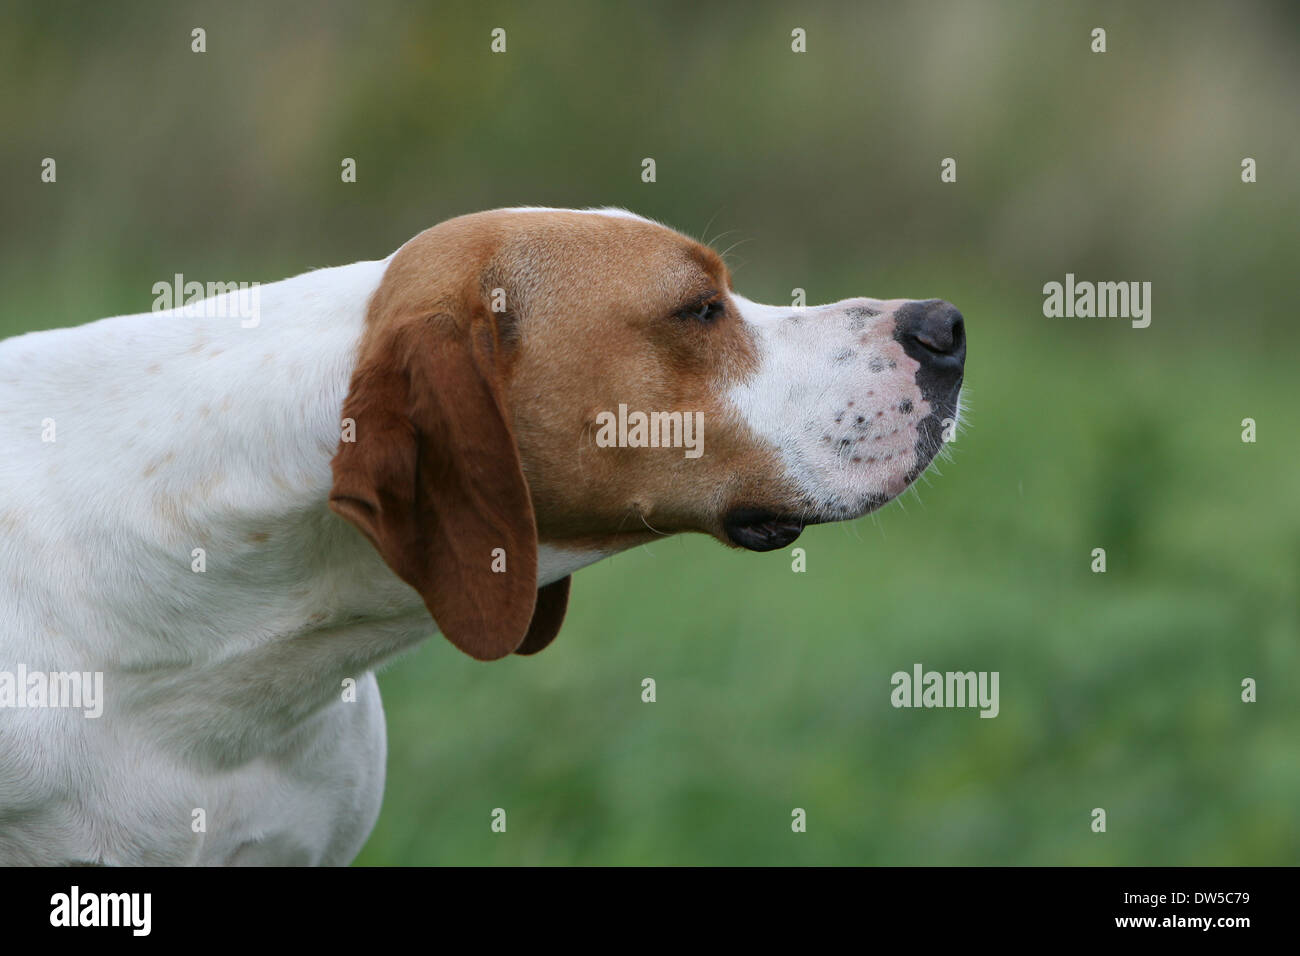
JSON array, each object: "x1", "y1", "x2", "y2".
[
  {"x1": 895, "y1": 300, "x2": 965, "y2": 368},
  {"x1": 893, "y1": 299, "x2": 965, "y2": 400}
]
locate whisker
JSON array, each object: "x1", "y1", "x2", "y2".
[
  {"x1": 637, "y1": 508, "x2": 672, "y2": 538},
  {"x1": 717, "y1": 236, "x2": 755, "y2": 263},
  {"x1": 699, "y1": 209, "x2": 724, "y2": 248}
]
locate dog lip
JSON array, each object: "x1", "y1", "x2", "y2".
[{"x1": 722, "y1": 507, "x2": 806, "y2": 552}]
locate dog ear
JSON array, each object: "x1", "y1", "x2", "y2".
[{"x1": 329, "y1": 307, "x2": 568, "y2": 661}]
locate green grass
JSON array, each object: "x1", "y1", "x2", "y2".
[{"x1": 356, "y1": 310, "x2": 1300, "y2": 865}]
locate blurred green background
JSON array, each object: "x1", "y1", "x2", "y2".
[{"x1": 2, "y1": 0, "x2": 1296, "y2": 864}]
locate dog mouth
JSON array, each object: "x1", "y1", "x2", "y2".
[
  {"x1": 722, "y1": 508, "x2": 807, "y2": 552},
  {"x1": 724, "y1": 398, "x2": 965, "y2": 552},
  {"x1": 724, "y1": 484, "x2": 914, "y2": 551}
]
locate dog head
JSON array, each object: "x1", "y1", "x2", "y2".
[{"x1": 331, "y1": 208, "x2": 964, "y2": 659}]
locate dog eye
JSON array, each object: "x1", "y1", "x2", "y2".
[{"x1": 677, "y1": 298, "x2": 725, "y2": 323}]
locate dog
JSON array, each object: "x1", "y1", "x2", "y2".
[{"x1": 0, "y1": 207, "x2": 965, "y2": 864}]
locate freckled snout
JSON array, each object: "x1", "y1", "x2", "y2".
[
  {"x1": 719, "y1": 290, "x2": 969, "y2": 548},
  {"x1": 893, "y1": 299, "x2": 965, "y2": 402}
]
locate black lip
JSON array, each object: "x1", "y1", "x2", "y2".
[{"x1": 723, "y1": 508, "x2": 806, "y2": 552}]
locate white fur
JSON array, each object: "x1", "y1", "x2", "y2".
[
  {"x1": 504, "y1": 205, "x2": 653, "y2": 224},
  {"x1": 0, "y1": 255, "x2": 601, "y2": 865}
]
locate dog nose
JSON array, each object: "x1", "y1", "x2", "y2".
[{"x1": 895, "y1": 300, "x2": 965, "y2": 372}]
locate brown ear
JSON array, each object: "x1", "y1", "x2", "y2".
[{"x1": 329, "y1": 310, "x2": 567, "y2": 661}]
